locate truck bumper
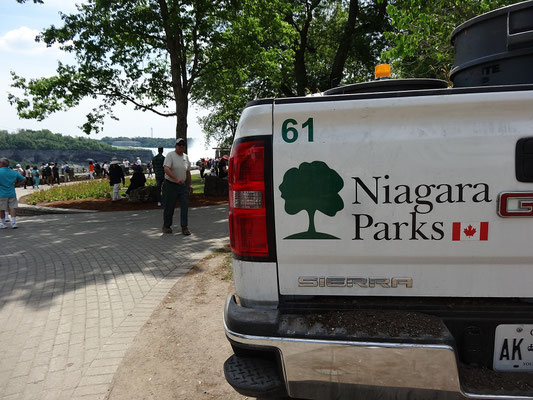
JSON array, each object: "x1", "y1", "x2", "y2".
[{"x1": 224, "y1": 295, "x2": 533, "y2": 400}]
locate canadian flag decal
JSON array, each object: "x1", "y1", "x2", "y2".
[{"x1": 452, "y1": 222, "x2": 489, "y2": 241}]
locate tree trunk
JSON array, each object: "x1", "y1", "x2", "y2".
[
  {"x1": 306, "y1": 209, "x2": 316, "y2": 234},
  {"x1": 175, "y1": 93, "x2": 188, "y2": 144},
  {"x1": 158, "y1": 0, "x2": 190, "y2": 148},
  {"x1": 329, "y1": 0, "x2": 360, "y2": 88},
  {"x1": 293, "y1": 0, "x2": 321, "y2": 96}
]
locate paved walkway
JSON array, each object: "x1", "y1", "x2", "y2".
[{"x1": 0, "y1": 206, "x2": 229, "y2": 399}]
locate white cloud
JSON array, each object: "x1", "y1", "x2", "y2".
[{"x1": 0, "y1": 26, "x2": 61, "y2": 55}]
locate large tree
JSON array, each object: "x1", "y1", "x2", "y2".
[
  {"x1": 383, "y1": 0, "x2": 518, "y2": 81},
  {"x1": 9, "y1": 0, "x2": 232, "y2": 142},
  {"x1": 192, "y1": 0, "x2": 391, "y2": 146}
]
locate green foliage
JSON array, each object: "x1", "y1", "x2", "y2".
[
  {"x1": 383, "y1": 0, "x2": 518, "y2": 80},
  {"x1": 0, "y1": 129, "x2": 116, "y2": 150},
  {"x1": 190, "y1": 173, "x2": 204, "y2": 194},
  {"x1": 279, "y1": 161, "x2": 344, "y2": 239},
  {"x1": 193, "y1": 0, "x2": 391, "y2": 147},
  {"x1": 25, "y1": 179, "x2": 119, "y2": 204},
  {"x1": 9, "y1": 0, "x2": 234, "y2": 139},
  {"x1": 25, "y1": 173, "x2": 204, "y2": 203}
]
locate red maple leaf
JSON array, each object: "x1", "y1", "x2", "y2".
[{"x1": 464, "y1": 225, "x2": 477, "y2": 237}]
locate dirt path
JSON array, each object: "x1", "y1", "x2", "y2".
[{"x1": 106, "y1": 248, "x2": 248, "y2": 400}]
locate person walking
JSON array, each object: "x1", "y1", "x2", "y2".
[
  {"x1": 42, "y1": 163, "x2": 50, "y2": 185},
  {"x1": 108, "y1": 158, "x2": 125, "y2": 201},
  {"x1": 32, "y1": 166, "x2": 40, "y2": 189},
  {"x1": 51, "y1": 162, "x2": 61, "y2": 185},
  {"x1": 199, "y1": 158, "x2": 206, "y2": 179},
  {"x1": 0, "y1": 158, "x2": 25, "y2": 229},
  {"x1": 94, "y1": 161, "x2": 102, "y2": 178},
  {"x1": 62, "y1": 162, "x2": 71, "y2": 182},
  {"x1": 162, "y1": 138, "x2": 193, "y2": 235},
  {"x1": 152, "y1": 147, "x2": 165, "y2": 207},
  {"x1": 24, "y1": 165, "x2": 32, "y2": 189},
  {"x1": 88, "y1": 161, "x2": 95, "y2": 180}
]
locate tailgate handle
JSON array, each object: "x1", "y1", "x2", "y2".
[{"x1": 516, "y1": 137, "x2": 533, "y2": 182}]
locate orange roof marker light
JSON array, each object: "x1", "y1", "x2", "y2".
[{"x1": 375, "y1": 64, "x2": 391, "y2": 80}]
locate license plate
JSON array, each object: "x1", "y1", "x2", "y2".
[{"x1": 493, "y1": 324, "x2": 533, "y2": 371}]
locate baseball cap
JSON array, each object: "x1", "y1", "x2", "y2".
[{"x1": 175, "y1": 138, "x2": 186, "y2": 146}]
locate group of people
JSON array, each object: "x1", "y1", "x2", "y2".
[
  {"x1": 12, "y1": 162, "x2": 72, "y2": 190},
  {"x1": 107, "y1": 141, "x2": 193, "y2": 236},
  {"x1": 89, "y1": 157, "x2": 146, "y2": 180},
  {"x1": 1, "y1": 140, "x2": 195, "y2": 236},
  {"x1": 87, "y1": 160, "x2": 109, "y2": 180},
  {"x1": 106, "y1": 156, "x2": 147, "y2": 202},
  {"x1": 197, "y1": 156, "x2": 228, "y2": 179}
]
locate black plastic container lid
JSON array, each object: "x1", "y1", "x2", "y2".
[{"x1": 451, "y1": 0, "x2": 533, "y2": 44}]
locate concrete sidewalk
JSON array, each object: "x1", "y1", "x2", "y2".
[{"x1": 0, "y1": 206, "x2": 229, "y2": 400}]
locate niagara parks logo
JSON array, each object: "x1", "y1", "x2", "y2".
[{"x1": 279, "y1": 161, "x2": 344, "y2": 239}]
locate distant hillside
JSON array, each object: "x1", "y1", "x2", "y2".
[
  {"x1": 0, "y1": 129, "x2": 116, "y2": 151},
  {"x1": 0, "y1": 129, "x2": 154, "y2": 166},
  {"x1": 100, "y1": 136, "x2": 196, "y2": 148}
]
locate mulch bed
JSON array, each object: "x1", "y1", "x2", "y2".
[{"x1": 34, "y1": 194, "x2": 228, "y2": 212}]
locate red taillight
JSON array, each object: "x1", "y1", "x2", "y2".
[{"x1": 229, "y1": 139, "x2": 269, "y2": 258}]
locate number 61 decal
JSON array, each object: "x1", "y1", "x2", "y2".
[{"x1": 281, "y1": 118, "x2": 314, "y2": 143}]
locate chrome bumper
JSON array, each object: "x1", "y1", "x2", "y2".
[{"x1": 224, "y1": 295, "x2": 533, "y2": 400}]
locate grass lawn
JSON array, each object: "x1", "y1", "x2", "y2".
[{"x1": 25, "y1": 173, "x2": 206, "y2": 205}]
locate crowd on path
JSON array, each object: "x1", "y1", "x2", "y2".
[{"x1": 0, "y1": 139, "x2": 231, "y2": 236}]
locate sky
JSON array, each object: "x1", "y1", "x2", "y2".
[{"x1": 0, "y1": 1, "x2": 210, "y2": 159}]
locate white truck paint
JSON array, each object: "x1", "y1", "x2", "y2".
[{"x1": 224, "y1": 84, "x2": 533, "y2": 400}]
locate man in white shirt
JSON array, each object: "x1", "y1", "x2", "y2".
[{"x1": 161, "y1": 138, "x2": 193, "y2": 235}]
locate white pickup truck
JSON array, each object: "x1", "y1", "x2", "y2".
[{"x1": 224, "y1": 3, "x2": 533, "y2": 399}]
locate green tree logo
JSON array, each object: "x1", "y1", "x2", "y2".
[{"x1": 279, "y1": 161, "x2": 344, "y2": 239}]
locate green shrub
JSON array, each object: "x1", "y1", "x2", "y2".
[{"x1": 25, "y1": 175, "x2": 204, "y2": 204}]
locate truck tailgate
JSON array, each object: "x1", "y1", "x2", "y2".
[{"x1": 272, "y1": 89, "x2": 533, "y2": 297}]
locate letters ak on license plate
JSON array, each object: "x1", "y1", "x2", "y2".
[{"x1": 493, "y1": 324, "x2": 533, "y2": 371}]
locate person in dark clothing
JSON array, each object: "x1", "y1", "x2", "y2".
[
  {"x1": 126, "y1": 164, "x2": 146, "y2": 195},
  {"x1": 108, "y1": 158, "x2": 125, "y2": 201},
  {"x1": 199, "y1": 158, "x2": 206, "y2": 179},
  {"x1": 94, "y1": 162, "x2": 102, "y2": 177},
  {"x1": 218, "y1": 156, "x2": 228, "y2": 179},
  {"x1": 42, "y1": 163, "x2": 51, "y2": 185},
  {"x1": 51, "y1": 162, "x2": 60, "y2": 185},
  {"x1": 152, "y1": 147, "x2": 165, "y2": 206}
]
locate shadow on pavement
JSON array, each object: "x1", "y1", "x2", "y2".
[{"x1": 0, "y1": 205, "x2": 230, "y2": 311}]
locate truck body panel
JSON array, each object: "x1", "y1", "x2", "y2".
[
  {"x1": 272, "y1": 90, "x2": 533, "y2": 297},
  {"x1": 225, "y1": 86, "x2": 533, "y2": 400}
]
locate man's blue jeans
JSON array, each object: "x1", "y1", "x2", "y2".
[{"x1": 162, "y1": 180, "x2": 189, "y2": 228}]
